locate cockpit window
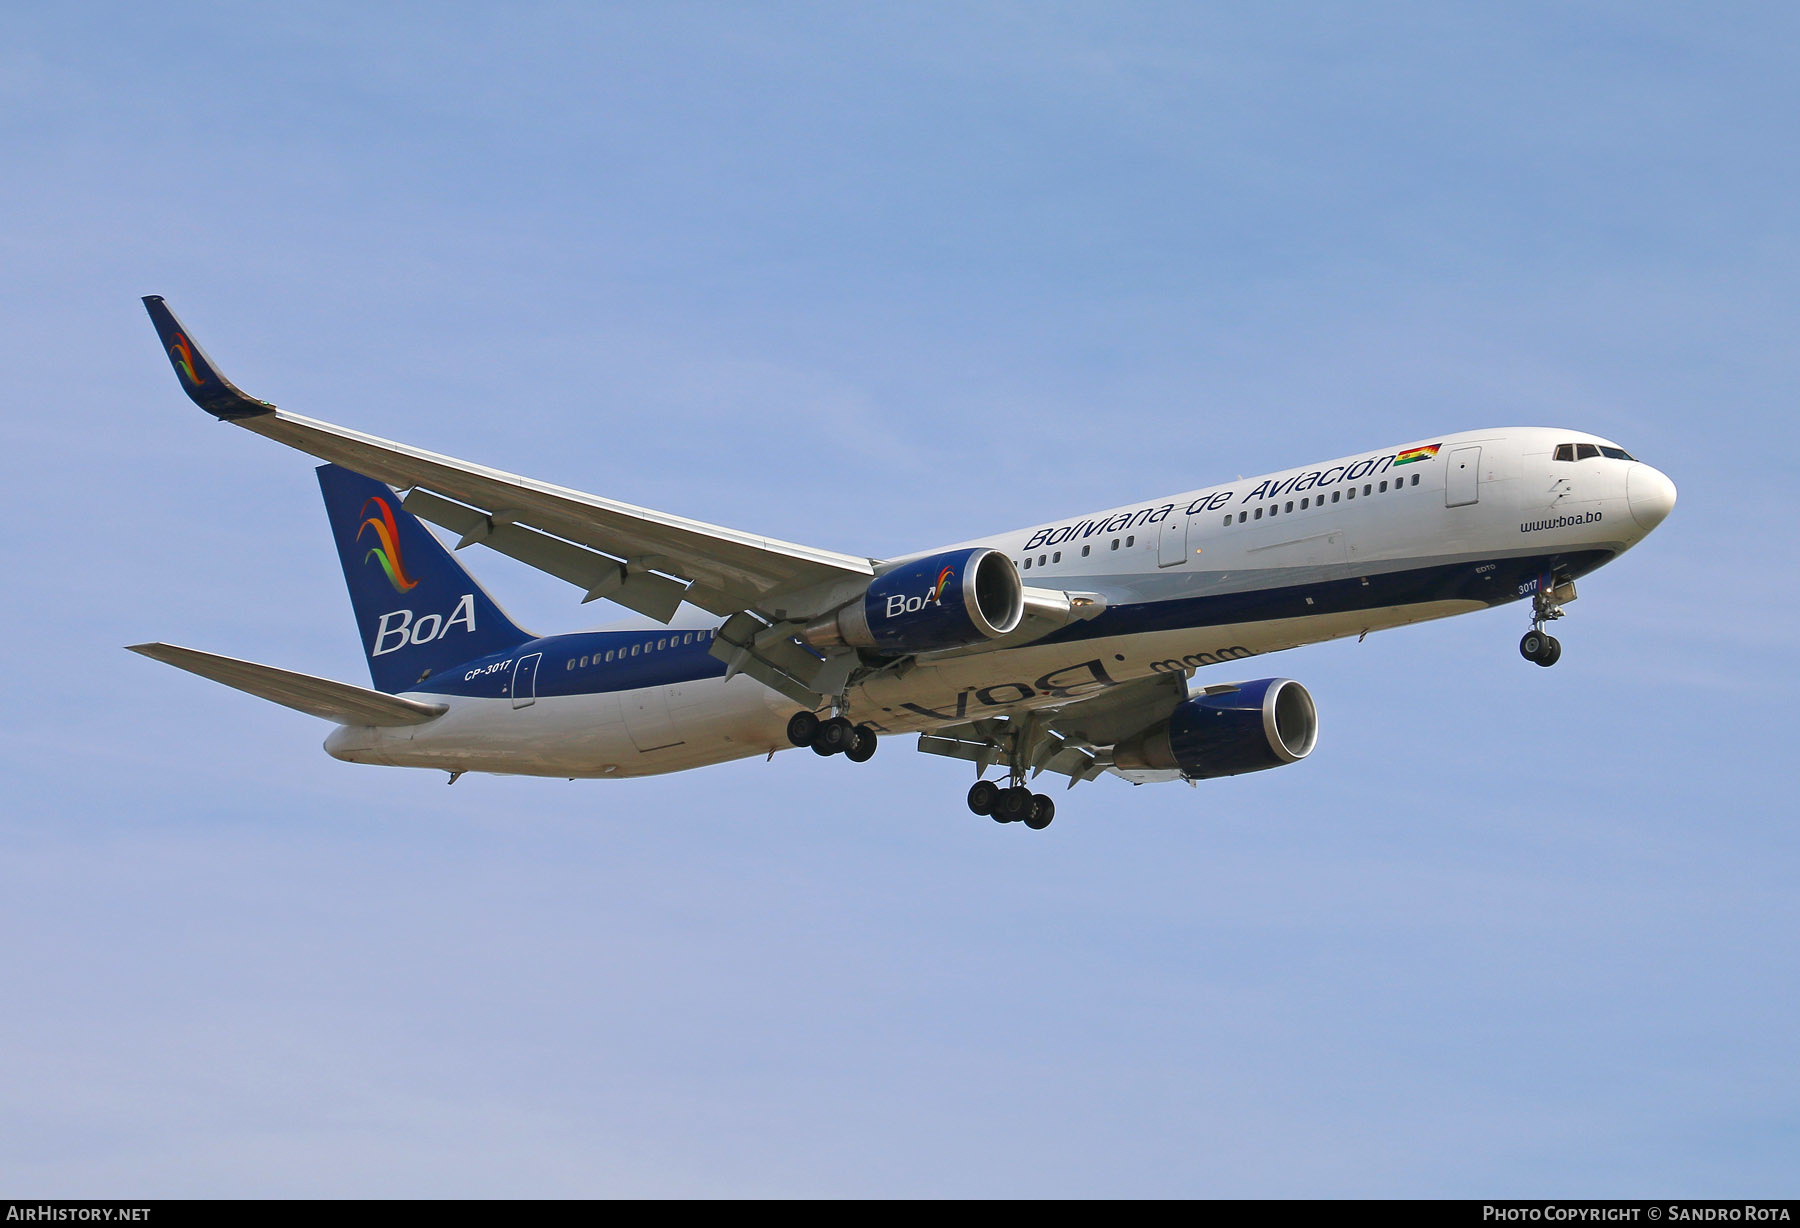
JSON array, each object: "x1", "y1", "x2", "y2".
[{"x1": 1555, "y1": 442, "x2": 1637, "y2": 462}]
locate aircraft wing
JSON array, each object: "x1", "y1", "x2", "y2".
[
  {"x1": 916, "y1": 670, "x2": 1189, "y2": 787},
  {"x1": 142, "y1": 297, "x2": 875, "y2": 623}
]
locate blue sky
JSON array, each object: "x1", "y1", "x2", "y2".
[{"x1": 2, "y1": 2, "x2": 1796, "y2": 1196}]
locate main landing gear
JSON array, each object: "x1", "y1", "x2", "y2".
[
  {"x1": 966, "y1": 778, "x2": 1056, "y2": 831},
  {"x1": 1519, "y1": 574, "x2": 1571, "y2": 667},
  {"x1": 787, "y1": 710, "x2": 877, "y2": 762},
  {"x1": 790, "y1": 708, "x2": 1057, "y2": 831}
]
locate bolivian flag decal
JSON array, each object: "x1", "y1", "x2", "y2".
[{"x1": 1394, "y1": 443, "x2": 1441, "y2": 465}]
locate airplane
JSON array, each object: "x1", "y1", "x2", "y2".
[{"x1": 131, "y1": 296, "x2": 1678, "y2": 830}]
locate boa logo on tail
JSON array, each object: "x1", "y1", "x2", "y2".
[
  {"x1": 357, "y1": 496, "x2": 419, "y2": 593},
  {"x1": 167, "y1": 333, "x2": 203, "y2": 386},
  {"x1": 929, "y1": 567, "x2": 953, "y2": 603}
]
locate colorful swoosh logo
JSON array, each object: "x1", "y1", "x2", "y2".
[
  {"x1": 357, "y1": 496, "x2": 419, "y2": 592},
  {"x1": 929, "y1": 566, "x2": 953, "y2": 602},
  {"x1": 168, "y1": 333, "x2": 202, "y2": 386}
]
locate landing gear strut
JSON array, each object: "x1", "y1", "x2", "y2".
[
  {"x1": 1519, "y1": 574, "x2": 1570, "y2": 667},
  {"x1": 787, "y1": 710, "x2": 878, "y2": 761}
]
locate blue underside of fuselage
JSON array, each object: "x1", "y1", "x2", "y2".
[{"x1": 411, "y1": 547, "x2": 1614, "y2": 702}]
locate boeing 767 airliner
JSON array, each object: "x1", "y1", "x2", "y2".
[{"x1": 132, "y1": 296, "x2": 1677, "y2": 830}]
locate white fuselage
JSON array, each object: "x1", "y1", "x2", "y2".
[{"x1": 325, "y1": 427, "x2": 1676, "y2": 779}]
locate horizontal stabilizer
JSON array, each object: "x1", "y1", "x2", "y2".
[{"x1": 127, "y1": 643, "x2": 446, "y2": 726}]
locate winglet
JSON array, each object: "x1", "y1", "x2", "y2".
[{"x1": 141, "y1": 295, "x2": 277, "y2": 420}]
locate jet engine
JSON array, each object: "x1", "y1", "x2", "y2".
[
  {"x1": 802, "y1": 547, "x2": 1024, "y2": 656},
  {"x1": 1111, "y1": 678, "x2": 1318, "y2": 779}
]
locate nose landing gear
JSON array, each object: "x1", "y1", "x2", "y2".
[{"x1": 1519, "y1": 573, "x2": 1573, "y2": 667}]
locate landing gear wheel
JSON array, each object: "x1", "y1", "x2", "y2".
[
  {"x1": 994, "y1": 786, "x2": 1034, "y2": 823},
  {"x1": 1024, "y1": 794, "x2": 1056, "y2": 830},
  {"x1": 786, "y1": 710, "x2": 821, "y2": 747},
  {"x1": 967, "y1": 780, "x2": 999, "y2": 816},
  {"x1": 811, "y1": 716, "x2": 857, "y2": 755},
  {"x1": 1520, "y1": 630, "x2": 1563, "y2": 666},
  {"x1": 844, "y1": 724, "x2": 878, "y2": 762}
]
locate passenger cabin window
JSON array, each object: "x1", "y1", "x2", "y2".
[
  {"x1": 1285, "y1": 501, "x2": 1293, "y2": 513},
  {"x1": 1411, "y1": 473, "x2": 1419, "y2": 486},
  {"x1": 1332, "y1": 491, "x2": 1340, "y2": 503},
  {"x1": 1223, "y1": 514, "x2": 1232, "y2": 526},
  {"x1": 1254, "y1": 508, "x2": 1263, "y2": 520},
  {"x1": 1125, "y1": 535, "x2": 1135, "y2": 547}
]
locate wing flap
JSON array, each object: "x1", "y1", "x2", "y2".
[
  {"x1": 128, "y1": 643, "x2": 447, "y2": 727},
  {"x1": 400, "y1": 488, "x2": 686, "y2": 619},
  {"x1": 239, "y1": 409, "x2": 870, "y2": 615}
]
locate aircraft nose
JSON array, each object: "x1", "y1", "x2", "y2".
[{"x1": 1627, "y1": 463, "x2": 1677, "y2": 531}]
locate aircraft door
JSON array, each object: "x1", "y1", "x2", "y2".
[
  {"x1": 510, "y1": 653, "x2": 541, "y2": 709},
  {"x1": 1446, "y1": 446, "x2": 1481, "y2": 508},
  {"x1": 625, "y1": 688, "x2": 685, "y2": 752},
  {"x1": 1158, "y1": 514, "x2": 1189, "y2": 567}
]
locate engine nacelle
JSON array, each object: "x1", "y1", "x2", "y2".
[
  {"x1": 1112, "y1": 678, "x2": 1318, "y2": 780},
  {"x1": 802, "y1": 547, "x2": 1024, "y2": 656}
]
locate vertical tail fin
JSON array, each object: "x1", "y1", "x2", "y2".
[{"x1": 317, "y1": 464, "x2": 533, "y2": 693}]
